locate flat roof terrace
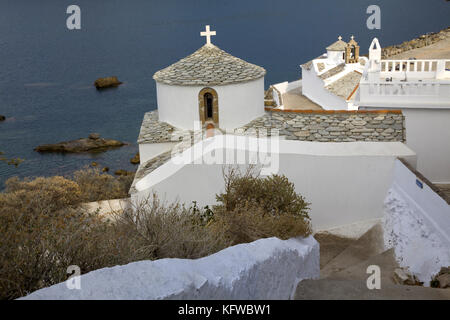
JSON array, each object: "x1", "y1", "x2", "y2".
[{"x1": 281, "y1": 87, "x2": 323, "y2": 110}]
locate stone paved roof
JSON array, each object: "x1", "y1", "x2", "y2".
[
  {"x1": 138, "y1": 111, "x2": 190, "y2": 144},
  {"x1": 301, "y1": 55, "x2": 326, "y2": 71},
  {"x1": 326, "y1": 39, "x2": 347, "y2": 51},
  {"x1": 325, "y1": 71, "x2": 362, "y2": 100},
  {"x1": 153, "y1": 44, "x2": 266, "y2": 86},
  {"x1": 319, "y1": 64, "x2": 345, "y2": 80}
]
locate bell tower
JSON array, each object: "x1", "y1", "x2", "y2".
[
  {"x1": 367, "y1": 38, "x2": 382, "y2": 81},
  {"x1": 345, "y1": 36, "x2": 360, "y2": 64}
]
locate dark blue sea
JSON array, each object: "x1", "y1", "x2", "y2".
[{"x1": 0, "y1": 0, "x2": 449, "y2": 187}]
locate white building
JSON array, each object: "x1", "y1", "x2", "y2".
[
  {"x1": 301, "y1": 36, "x2": 367, "y2": 111},
  {"x1": 355, "y1": 38, "x2": 450, "y2": 183},
  {"x1": 137, "y1": 25, "x2": 266, "y2": 165}
]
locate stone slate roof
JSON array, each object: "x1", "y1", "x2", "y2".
[
  {"x1": 319, "y1": 64, "x2": 345, "y2": 80},
  {"x1": 153, "y1": 44, "x2": 266, "y2": 86},
  {"x1": 301, "y1": 55, "x2": 326, "y2": 71},
  {"x1": 138, "y1": 111, "x2": 190, "y2": 144},
  {"x1": 326, "y1": 39, "x2": 347, "y2": 51},
  {"x1": 325, "y1": 71, "x2": 362, "y2": 100}
]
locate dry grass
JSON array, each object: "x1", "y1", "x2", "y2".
[{"x1": 0, "y1": 167, "x2": 311, "y2": 300}]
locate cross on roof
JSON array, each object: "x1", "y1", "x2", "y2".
[
  {"x1": 351, "y1": 35, "x2": 355, "y2": 40},
  {"x1": 200, "y1": 25, "x2": 216, "y2": 46},
  {"x1": 338, "y1": 36, "x2": 342, "y2": 41}
]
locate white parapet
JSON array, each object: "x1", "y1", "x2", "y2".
[
  {"x1": 20, "y1": 236, "x2": 319, "y2": 300},
  {"x1": 359, "y1": 59, "x2": 450, "y2": 108},
  {"x1": 383, "y1": 159, "x2": 450, "y2": 284}
]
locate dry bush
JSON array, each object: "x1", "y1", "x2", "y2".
[
  {"x1": 0, "y1": 167, "x2": 311, "y2": 300},
  {"x1": 112, "y1": 196, "x2": 230, "y2": 260},
  {"x1": 71, "y1": 167, "x2": 134, "y2": 202},
  {"x1": 0, "y1": 175, "x2": 130, "y2": 299},
  {"x1": 212, "y1": 167, "x2": 312, "y2": 243},
  {"x1": 216, "y1": 167, "x2": 310, "y2": 219},
  {"x1": 0, "y1": 174, "x2": 228, "y2": 300},
  {"x1": 211, "y1": 205, "x2": 312, "y2": 244}
]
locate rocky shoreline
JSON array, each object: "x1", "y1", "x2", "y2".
[
  {"x1": 382, "y1": 27, "x2": 449, "y2": 58},
  {"x1": 34, "y1": 133, "x2": 126, "y2": 153}
]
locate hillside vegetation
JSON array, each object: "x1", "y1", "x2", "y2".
[{"x1": 0, "y1": 167, "x2": 311, "y2": 299}]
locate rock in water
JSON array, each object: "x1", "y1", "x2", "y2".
[
  {"x1": 34, "y1": 134, "x2": 126, "y2": 153},
  {"x1": 114, "y1": 169, "x2": 134, "y2": 176},
  {"x1": 130, "y1": 152, "x2": 140, "y2": 165},
  {"x1": 94, "y1": 76, "x2": 123, "y2": 89},
  {"x1": 89, "y1": 133, "x2": 101, "y2": 140},
  {"x1": 0, "y1": 115, "x2": 5, "y2": 121}
]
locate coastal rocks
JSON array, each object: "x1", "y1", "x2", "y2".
[
  {"x1": 382, "y1": 27, "x2": 450, "y2": 58},
  {"x1": 114, "y1": 169, "x2": 134, "y2": 176},
  {"x1": 0, "y1": 115, "x2": 5, "y2": 121},
  {"x1": 34, "y1": 133, "x2": 125, "y2": 153},
  {"x1": 130, "y1": 152, "x2": 140, "y2": 165},
  {"x1": 94, "y1": 76, "x2": 123, "y2": 89}
]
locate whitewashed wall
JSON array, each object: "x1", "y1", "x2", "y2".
[
  {"x1": 383, "y1": 159, "x2": 450, "y2": 284},
  {"x1": 358, "y1": 106, "x2": 450, "y2": 183},
  {"x1": 133, "y1": 137, "x2": 416, "y2": 230},
  {"x1": 139, "y1": 142, "x2": 176, "y2": 164},
  {"x1": 272, "y1": 80, "x2": 302, "y2": 108},
  {"x1": 327, "y1": 50, "x2": 344, "y2": 64},
  {"x1": 301, "y1": 67, "x2": 349, "y2": 110},
  {"x1": 156, "y1": 77, "x2": 265, "y2": 131},
  {"x1": 21, "y1": 236, "x2": 319, "y2": 300},
  {"x1": 402, "y1": 108, "x2": 450, "y2": 184}
]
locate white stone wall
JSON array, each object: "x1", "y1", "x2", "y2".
[
  {"x1": 156, "y1": 77, "x2": 264, "y2": 131},
  {"x1": 402, "y1": 108, "x2": 450, "y2": 184},
  {"x1": 20, "y1": 236, "x2": 319, "y2": 300},
  {"x1": 139, "y1": 142, "x2": 177, "y2": 164},
  {"x1": 359, "y1": 106, "x2": 450, "y2": 183},
  {"x1": 383, "y1": 159, "x2": 450, "y2": 284},
  {"x1": 327, "y1": 50, "x2": 344, "y2": 64},
  {"x1": 133, "y1": 136, "x2": 416, "y2": 230},
  {"x1": 301, "y1": 67, "x2": 349, "y2": 110}
]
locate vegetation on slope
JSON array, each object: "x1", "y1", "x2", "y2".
[{"x1": 0, "y1": 167, "x2": 310, "y2": 299}]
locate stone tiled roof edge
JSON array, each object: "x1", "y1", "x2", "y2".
[
  {"x1": 152, "y1": 73, "x2": 266, "y2": 86},
  {"x1": 265, "y1": 107, "x2": 403, "y2": 114},
  {"x1": 152, "y1": 44, "x2": 266, "y2": 86}
]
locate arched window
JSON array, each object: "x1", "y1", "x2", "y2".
[
  {"x1": 198, "y1": 88, "x2": 219, "y2": 125},
  {"x1": 204, "y1": 93, "x2": 213, "y2": 119}
]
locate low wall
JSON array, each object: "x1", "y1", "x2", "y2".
[
  {"x1": 239, "y1": 109, "x2": 405, "y2": 143},
  {"x1": 383, "y1": 159, "x2": 450, "y2": 284},
  {"x1": 21, "y1": 236, "x2": 319, "y2": 300},
  {"x1": 271, "y1": 80, "x2": 302, "y2": 107},
  {"x1": 301, "y1": 68, "x2": 349, "y2": 110}
]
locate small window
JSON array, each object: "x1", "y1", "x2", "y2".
[{"x1": 204, "y1": 93, "x2": 213, "y2": 119}]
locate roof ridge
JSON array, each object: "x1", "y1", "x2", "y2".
[{"x1": 153, "y1": 44, "x2": 266, "y2": 86}]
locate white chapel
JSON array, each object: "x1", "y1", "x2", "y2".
[{"x1": 152, "y1": 25, "x2": 266, "y2": 131}]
